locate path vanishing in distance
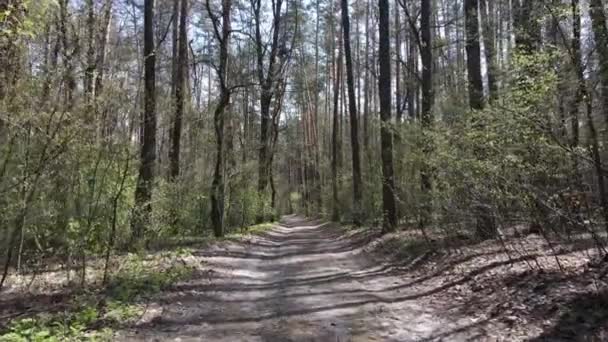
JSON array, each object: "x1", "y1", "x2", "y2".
[{"x1": 119, "y1": 215, "x2": 485, "y2": 341}]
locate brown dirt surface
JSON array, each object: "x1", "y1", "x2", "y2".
[
  {"x1": 3, "y1": 216, "x2": 607, "y2": 341},
  {"x1": 117, "y1": 216, "x2": 607, "y2": 341}
]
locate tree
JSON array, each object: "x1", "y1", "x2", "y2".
[
  {"x1": 252, "y1": 0, "x2": 286, "y2": 222},
  {"x1": 394, "y1": 0, "x2": 403, "y2": 121},
  {"x1": 207, "y1": 0, "x2": 232, "y2": 237},
  {"x1": 169, "y1": 0, "x2": 188, "y2": 180},
  {"x1": 84, "y1": 0, "x2": 95, "y2": 101},
  {"x1": 465, "y1": 0, "x2": 484, "y2": 110},
  {"x1": 420, "y1": 0, "x2": 433, "y2": 199},
  {"x1": 378, "y1": 0, "x2": 397, "y2": 232},
  {"x1": 589, "y1": 0, "x2": 608, "y2": 125},
  {"x1": 341, "y1": 0, "x2": 363, "y2": 224},
  {"x1": 331, "y1": 20, "x2": 342, "y2": 221},
  {"x1": 568, "y1": 0, "x2": 608, "y2": 234},
  {"x1": 132, "y1": 0, "x2": 157, "y2": 243},
  {"x1": 480, "y1": 0, "x2": 497, "y2": 102},
  {"x1": 420, "y1": 0, "x2": 433, "y2": 126}
]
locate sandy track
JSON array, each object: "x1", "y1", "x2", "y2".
[{"x1": 119, "y1": 216, "x2": 479, "y2": 341}]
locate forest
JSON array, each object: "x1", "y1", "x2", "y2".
[{"x1": 1, "y1": 0, "x2": 608, "y2": 340}]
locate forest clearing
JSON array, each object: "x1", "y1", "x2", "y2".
[{"x1": 2, "y1": 0, "x2": 608, "y2": 340}]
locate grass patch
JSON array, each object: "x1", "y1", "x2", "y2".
[
  {"x1": 241, "y1": 222, "x2": 277, "y2": 234},
  {"x1": 105, "y1": 252, "x2": 193, "y2": 302},
  {"x1": 1, "y1": 250, "x2": 194, "y2": 342},
  {"x1": 223, "y1": 222, "x2": 278, "y2": 240}
]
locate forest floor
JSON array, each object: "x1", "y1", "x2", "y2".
[
  {"x1": 2, "y1": 215, "x2": 608, "y2": 341},
  {"x1": 120, "y1": 215, "x2": 608, "y2": 341}
]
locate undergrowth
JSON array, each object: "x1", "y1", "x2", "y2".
[{"x1": 0, "y1": 250, "x2": 193, "y2": 342}]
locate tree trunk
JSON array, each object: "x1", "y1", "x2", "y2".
[
  {"x1": 420, "y1": 0, "x2": 434, "y2": 226},
  {"x1": 132, "y1": 0, "x2": 157, "y2": 244},
  {"x1": 332, "y1": 28, "x2": 343, "y2": 222},
  {"x1": 589, "y1": 0, "x2": 608, "y2": 126},
  {"x1": 169, "y1": 0, "x2": 188, "y2": 180},
  {"x1": 421, "y1": 0, "x2": 433, "y2": 126},
  {"x1": 341, "y1": 0, "x2": 363, "y2": 224},
  {"x1": 208, "y1": 0, "x2": 232, "y2": 238},
  {"x1": 363, "y1": 0, "x2": 370, "y2": 149},
  {"x1": 465, "y1": 0, "x2": 484, "y2": 110},
  {"x1": 84, "y1": 0, "x2": 95, "y2": 101},
  {"x1": 570, "y1": 0, "x2": 582, "y2": 180},
  {"x1": 254, "y1": 0, "x2": 285, "y2": 222},
  {"x1": 480, "y1": 0, "x2": 497, "y2": 102},
  {"x1": 395, "y1": 0, "x2": 402, "y2": 121},
  {"x1": 379, "y1": 0, "x2": 397, "y2": 232},
  {"x1": 570, "y1": 0, "x2": 608, "y2": 235},
  {"x1": 96, "y1": 0, "x2": 113, "y2": 137}
]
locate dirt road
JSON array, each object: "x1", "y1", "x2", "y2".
[{"x1": 121, "y1": 216, "x2": 482, "y2": 341}]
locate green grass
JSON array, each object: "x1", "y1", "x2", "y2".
[
  {"x1": 1, "y1": 222, "x2": 279, "y2": 341},
  {"x1": 1, "y1": 251, "x2": 194, "y2": 342}
]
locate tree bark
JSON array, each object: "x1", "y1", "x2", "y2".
[
  {"x1": 420, "y1": 0, "x2": 433, "y2": 126},
  {"x1": 332, "y1": 26, "x2": 343, "y2": 222},
  {"x1": 132, "y1": 0, "x2": 157, "y2": 244},
  {"x1": 395, "y1": 0, "x2": 402, "y2": 121},
  {"x1": 208, "y1": 0, "x2": 232, "y2": 237},
  {"x1": 420, "y1": 0, "x2": 434, "y2": 227},
  {"x1": 253, "y1": 0, "x2": 285, "y2": 222},
  {"x1": 379, "y1": 0, "x2": 397, "y2": 232},
  {"x1": 589, "y1": 0, "x2": 608, "y2": 126},
  {"x1": 363, "y1": 0, "x2": 371, "y2": 149},
  {"x1": 341, "y1": 0, "x2": 363, "y2": 224},
  {"x1": 84, "y1": 0, "x2": 95, "y2": 101},
  {"x1": 465, "y1": 0, "x2": 484, "y2": 110},
  {"x1": 480, "y1": 0, "x2": 497, "y2": 102},
  {"x1": 169, "y1": 0, "x2": 188, "y2": 180}
]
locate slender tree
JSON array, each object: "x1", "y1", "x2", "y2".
[
  {"x1": 207, "y1": 0, "x2": 232, "y2": 237},
  {"x1": 341, "y1": 0, "x2": 363, "y2": 223},
  {"x1": 589, "y1": 0, "x2": 608, "y2": 125},
  {"x1": 332, "y1": 7, "x2": 343, "y2": 222},
  {"x1": 418, "y1": 0, "x2": 434, "y2": 230},
  {"x1": 480, "y1": 0, "x2": 497, "y2": 102},
  {"x1": 252, "y1": 0, "x2": 286, "y2": 222},
  {"x1": 465, "y1": 0, "x2": 484, "y2": 110},
  {"x1": 420, "y1": 0, "x2": 433, "y2": 126},
  {"x1": 395, "y1": 0, "x2": 402, "y2": 121},
  {"x1": 132, "y1": 0, "x2": 157, "y2": 243},
  {"x1": 379, "y1": 0, "x2": 397, "y2": 232},
  {"x1": 169, "y1": 0, "x2": 188, "y2": 180},
  {"x1": 84, "y1": 0, "x2": 95, "y2": 101}
]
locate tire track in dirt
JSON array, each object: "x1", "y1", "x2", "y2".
[{"x1": 119, "y1": 216, "x2": 477, "y2": 341}]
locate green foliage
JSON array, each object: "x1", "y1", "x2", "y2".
[
  {"x1": 1, "y1": 251, "x2": 193, "y2": 342},
  {"x1": 239, "y1": 222, "x2": 277, "y2": 235},
  {"x1": 0, "y1": 308, "x2": 112, "y2": 342},
  {"x1": 105, "y1": 253, "x2": 193, "y2": 302},
  {"x1": 392, "y1": 48, "x2": 577, "y2": 234},
  {"x1": 0, "y1": 0, "x2": 56, "y2": 39}
]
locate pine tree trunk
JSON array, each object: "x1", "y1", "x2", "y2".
[
  {"x1": 331, "y1": 27, "x2": 342, "y2": 221},
  {"x1": 589, "y1": 0, "x2": 608, "y2": 126},
  {"x1": 420, "y1": 0, "x2": 434, "y2": 227},
  {"x1": 209, "y1": 0, "x2": 232, "y2": 238},
  {"x1": 132, "y1": 0, "x2": 157, "y2": 244},
  {"x1": 341, "y1": 0, "x2": 363, "y2": 224},
  {"x1": 395, "y1": 0, "x2": 402, "y2": 121},
  {"x1": 480, "y1": 0, "x2": 498, "y2": 102},
  {"x1": 170, "y1": 0, "x2": 188, "y2": 180},
  {"x1": 465, "y1": 0, "x2": 484, "y2": 110},
  {"x1": 379, "y1": 0, "x2": 397, "y2": 232},
  {"x1": 421, "y1": 0, "x2": 433, "y2": 126},
  {"x1": 363, "y1": 0, "x2": 370, "y2": 149}
]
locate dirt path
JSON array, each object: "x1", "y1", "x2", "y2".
[{"x1": 120, "y1": 216, "x2": 482, "y2": 341}]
